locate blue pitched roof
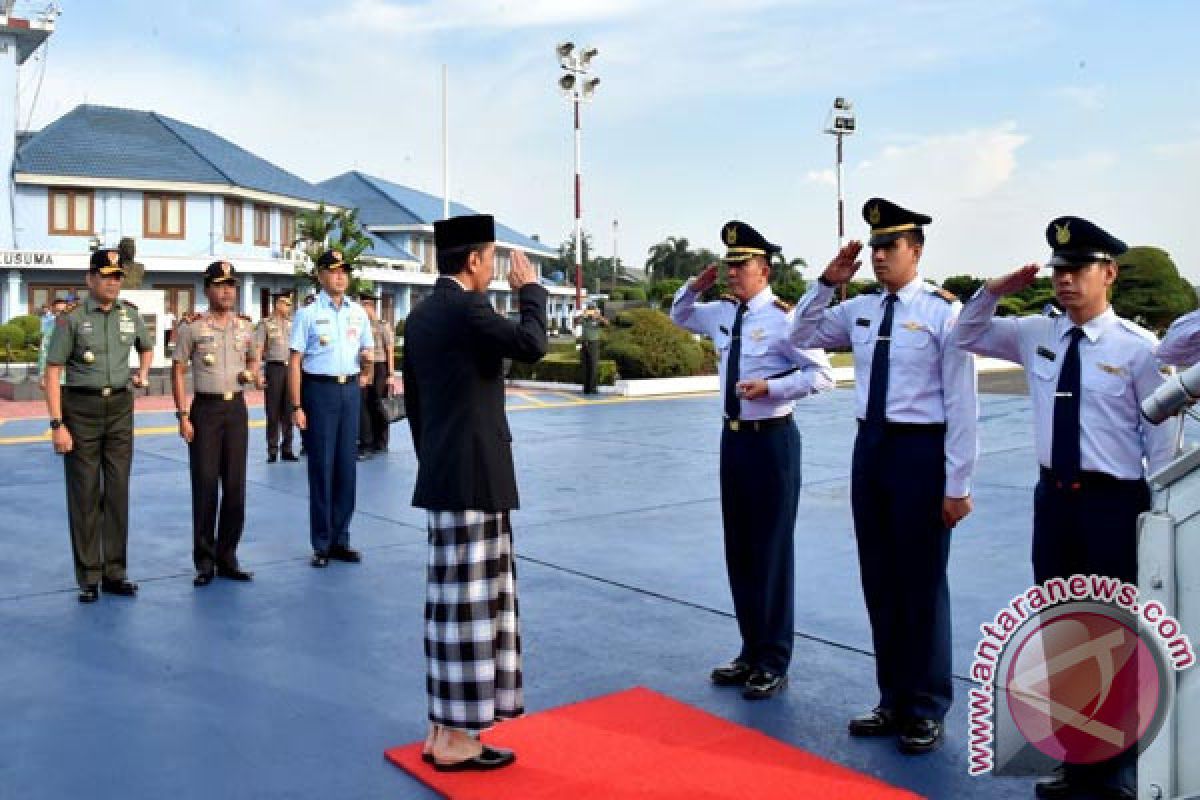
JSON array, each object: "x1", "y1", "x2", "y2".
[
  {"x1": 14, "y1": 104, "x2": 331, "y2": 205},
  {"x1": 362, "y1": 230, "x2": 417, "y2": 263},
  {"x1": 318, "y1": 171, "x2": 555, "y2": 256}
]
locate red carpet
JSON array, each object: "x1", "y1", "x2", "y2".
[{"x1": 385, "y1": 687, "x2": 923, "y2": 799}]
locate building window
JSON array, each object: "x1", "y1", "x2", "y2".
[
  {"x1": 144, "y1": 192, "x2": 186, "y2": 239},
  {"x1": 48, "y1": 189, "x2": 94, "y2": 235},
  {"x1": 253, "y1": 205, "x2": 271, "y2": 246},
  {"x1": 224, "y1": 198, "x2": 243, "y2": 243},
  {"x1": 280, "y1": 210, "x2": 296, "y2": 251},
  {"x1": 154, "y1": 284, "x2": 196, "y2": 317},
  {"x1": 28, "y1": 284, "x2": 87, "y2": 315}
]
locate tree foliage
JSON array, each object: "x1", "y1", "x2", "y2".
[
  {"x1": 1113, "y1": 246, "x2": 1198, "y2": 331},
  {"x1": 294, "y1": 204, "x2": 375, "y2": 295}
]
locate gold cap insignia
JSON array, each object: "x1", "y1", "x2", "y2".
[
  {"x1": 868, "y1": 204, "x2": 881, "y2": 226},
  {"x1": 1055, "y1": 222, "x2": 1071, "y2": 245},
  {"x1": 107, "y1": 251, "x2": 120, "y2": 266},
  {"x1": 82, "y1": 350, "x2": 95, "y2": 363},
  {"x1": 724, "y1": 225, "x2": 737, "y2": 246},
  {"x1": 203, "y1": 353, "x2": 216, "y2": 366},
  {"x1": 221, "y1": 262, "x2": 231, "y2": 276}
]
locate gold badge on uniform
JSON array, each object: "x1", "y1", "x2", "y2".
[
  {"x1": 319, "y1": 335, "x2": 330, "y2": 346},
  {"x1": 239, "y1": 370, "x2": 254, "y2": 384},
  {"x1": 902, "y1": 321, "x2": 926, "y2": 332},
  {"x1": 203, "y1": 353, "x2": 216, "y2": 366},
  {"x1": 1098, "y1": 363, "x2": 1126, "y2": 377},
  {"x1": 1055, "y1": 221, "x2": 1071, "y2": 245},
  {"x1": 82, "y1": 350, "x2": 95, "y2": 363}
]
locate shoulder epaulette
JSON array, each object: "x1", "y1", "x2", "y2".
[
  {"x1": 238, "y1": 314, "x2": 252, "y2": 323},
  {"x1": 720, "y1": 293, "x2": 738, "y2": 304},
  {"x1": 1117, "y1": 317, "x2": 1157, "y2": 345},
  {"x1": 121, "y1": 299, "x2": 139, "y2": 310},
  {"x1": 928, "y1": 284, "x2": 957, "y2": 304},
  {"x1": 61, "y1": 302, "x2": 80, "y2": 316},
  {"x1": 179, "y1": 312, "x2": 201, "y2": 325},
  {"x1": 772, "y1": 298, "x2": 793, "y2": 312}
]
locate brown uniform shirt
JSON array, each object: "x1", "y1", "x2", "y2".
[
  {"x1": 255, "y1": 315, "x2": 292, "y2": 363},
  {"x1": 371, "y1": 318, "x2": 394, "y2": 367},
  {"x1": 173, "y1": 312, "x2": 256, "y2": 394}
]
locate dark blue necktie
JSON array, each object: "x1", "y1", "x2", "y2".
[
  {"x1": 864, "y1": 294, "x2": 898, "y2": 428},
  {"x1": 1051, "y1": 327, "x2": 1086, "y2": 484},
  {"x1": 724, "y1": 303, "x2": 748, "y2": 420}
]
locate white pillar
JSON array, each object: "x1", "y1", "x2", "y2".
[
  {"x1": 242, "y1": 273, "x2": 256, "y2": 317},
  {"x1": 6, "y1": 269, "x2": 23, "y2": 321},
  {"x1": 399, "y1": 284, "x2": 412, "y2": 318}
]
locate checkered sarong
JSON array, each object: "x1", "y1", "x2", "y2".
[{"x1": 425, "y1": 510, "x2": 524, "y2": 731}]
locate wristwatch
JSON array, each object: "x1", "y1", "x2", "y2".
[
  {"x1": 49, "y1": 418, "x2": 63, "y2": 430},
  {"x1": 175, "y1": 410, "x2": 189, "y2": 420}
]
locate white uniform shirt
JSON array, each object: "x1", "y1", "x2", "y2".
[
  {"x1": 953, "y1": 287, "x2": 1177, "y2": 479},
  {"x1": 1156, "y1": 308, "x2": 1200, "y2": 367},
  {"x1": 790, "y1": 276, "x2": 979, "y2": 497},
  {"x1": 670, "y1": 283, "x2": 835, "y2": 419}
]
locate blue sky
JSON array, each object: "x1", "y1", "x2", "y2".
[{"x1": 17, "y1": 0, "x2": 1200, "y2": 281}]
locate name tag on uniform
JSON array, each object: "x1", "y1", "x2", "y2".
[
  {"x1": 119, "y1": 321, "x2": 136, "y2": 334},
  {"x1": 749, "y1": 328, "x2": 766, "y2": 342},
  {"x1": 856, "y1": 318, "x2": 871, "y2": 327},
  {"x1": 1036, "y1": 346, "x2": 1056, "y2": 361},
  {"x1": 316, "y1": 319, "x2": 331, "y2": 326},
  {"x1": 80, "y1": 322, "x2": 94, "y2": 334}
]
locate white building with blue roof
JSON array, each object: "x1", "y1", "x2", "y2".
[{"x1": 0, "y1": 17, "x2": 572, "y2": 328}]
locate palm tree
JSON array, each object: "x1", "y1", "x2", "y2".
[{"x1": 294, "y1": 204, "x2": 375, "y2": 293}]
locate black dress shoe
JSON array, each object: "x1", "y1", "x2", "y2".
[
  {"x1": 101, "y1": 578, "x2": 138, "y2": 596},
  {"x1": 1033, "y1": 770, "x2": 1080, "y2": 800},
  {"x1": 311, "y1": 552, "x2": 330, "y2": 568},
  {"x1": 193, "y1": 571, "x2": 215, "y2": 587},
  {"x1": 897, "y1": 718, "x2": 944, "y2": 754},
  {"x1": 710, "y1": 659, "x2": 753, "y2": 687},
  {"x1": 742, "y1": 669, "x2": 787, "y2": 699},
  {"x1": 281, "y1": 452, "x2": 299, "y2": 462},
  {"x1": 1094, "y1": 781, "x2": 1135, "y2": 800},
  {"x1": 216, "y1": 565, "x2": 254, "y2": 581},
  {"x1": 328, "y1": 545, "x2": 362, "y2": 563},
  {"x1": 848, "y1": 707, "x2": 900, "y2": 737},
  {"x1": 431, "y1": 744, "x2": 516, "y2": 772},
  {"x1": 78, "y1": 585, "x2": 99, "y2": 603},
  {"x1": 356, "y1": 449, "x2": 371, "y2": 461},
  {"x1": 267, "y1": 453, "x2": 278, "y2": 463}
]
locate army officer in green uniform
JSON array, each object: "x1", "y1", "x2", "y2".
[{"x1": 44, "y1": 248, "x2": 153, "y2": 603}]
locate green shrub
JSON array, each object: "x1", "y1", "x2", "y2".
[
  {"x1": 394, "y1": 318, "x2": 406, "y2": 338},
  {"x1": 507, "y1": 354, "x2": 616, "y2": 385},
  {"x1": 547, "y1": 340, "x2": 579, "y2": 356},
  {"x1": 602, "y1": 308, "x2": 713, "y2": 379},
  {"x1": 9, "y1": 314, "x2": 43, "y2": 346},
  {"x1": 0, "y1": 323, "x2": 25, "y2": 350}
]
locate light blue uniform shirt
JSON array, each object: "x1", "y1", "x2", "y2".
[
  {"x1": 953, "y1": 288, "x2": 1177, "y2": 479},
  {"x1": 670, "y1": 283, "x2": 836, "y2": 419},
  {"x1": 289, "y1": 290, "x2": 374, "y2": 376},
  {"x1": 790, "y1": 276, "x2": 980, "y2": 498}
]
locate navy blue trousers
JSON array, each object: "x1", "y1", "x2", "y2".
[
  {"x1": 851, "y1": 424, "x2": 952, "y2": 721},
  {"x1": 718, "y1": 420, "x2": 801, "y2": 675},
  {"x1": 301, "y1": 377, "x2": 360, "y2": 553},
  {"x1": 1033, "y1": 473, "x2": 1149, "y2": 789}
]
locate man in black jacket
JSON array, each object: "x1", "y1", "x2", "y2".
[{"x1": 404, "y1": 214, "x2": 548, "y2": 772}]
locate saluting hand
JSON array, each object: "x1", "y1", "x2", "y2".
[
  {"x1": 509, "y1": 250, "x2": 537, "y2": 291},
  {"x1": 51, "y1": 426, "x2": 73, "y2": 455},
  {"x1": 821, "y1": 240, "x2": 864, "y2": 286},
  {"x1": 179, "y1": 417, "x2": 195, "y2": 443},
  {"x1": 985, "y1": 264, "x2": 1040, "y2": 296},
  {"x1": 942, "y1": 495, "x2": 973, "y2": 529},
  {"x1": 691, "y1": 264, "x2": 719, "y2": 293}
]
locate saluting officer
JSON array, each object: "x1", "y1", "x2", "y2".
[
  {"x1": 790, "y1": 198, "x2": 978, "y2": 754},
  {"x1": 357, "y1": 291, "x2": 395, "y2": 459},
  {"x1": 256, "y1": 293, "x2": 297, "y2": 463},
  {"x1": 43, "y1": 248, "x2": 153, "y2": 603},
  {"x1": 952, "y1": 217, "x2": 1177, "y2": 800},
  {"x1": 1156, "y1": 306, "x2": 1200, "y2": 367},
  {"x1": 171, "y1": 261, "x2": 259, "y2": 587},
  {"x1": 671, "y1": 220, "x2": 835, "y2": 700},
  {"x1": 289, "y1": 250, "x2": 374, "y2": 568}
]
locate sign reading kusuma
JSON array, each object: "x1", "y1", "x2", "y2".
[{"x1": 0, "y1": 251, "x2": 56, "y2": 266}]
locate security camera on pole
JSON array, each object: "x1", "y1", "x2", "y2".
[
  {"x1": 823, "y1": 97, "x2": 856, "y2": 299},
  {"x1": 556, "y1": 41, "x2": 600, "y2": 316}
]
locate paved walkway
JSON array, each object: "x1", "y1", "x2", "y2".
[{"x1": 1, "y1": 386, "x2": 1059, "y2": 799}]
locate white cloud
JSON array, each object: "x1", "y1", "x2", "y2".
[
  {"x1": 1050, "y1": 84, "x2": 1106, "y2": 112},
  {"x1": 806, "y1": 168, "x2": 837, "y2": 186}
]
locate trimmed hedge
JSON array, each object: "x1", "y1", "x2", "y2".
[
  {"x1": 604, "y1": 308, "x2": 714, "y2": 379},
  {"x1": 507, "y1": 353, "x2": 616, "y2": 386},
  {"x1": 8, "y1": 314, "x2": 43, "y2": 346}
]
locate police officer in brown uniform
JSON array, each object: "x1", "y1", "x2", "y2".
[
  {"x1": 256, "y1": 293, "x2": 297, "y2": 463},
  {"x1": 44, "y1": 248, "x2": 152, "y2": 603},
  {"x1": 358, "y1": 292, "x2": 395, "y2": 458},
  {"x1": 171, "y1": 261, "x2": 259, "y2": 587}
]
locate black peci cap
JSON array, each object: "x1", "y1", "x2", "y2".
[{"x1": 434, "y1": 214, "x2": 495, "y2": 251}]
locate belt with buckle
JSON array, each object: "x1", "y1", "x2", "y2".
[
  {"x1": 724, "y1": 414, "x2": 793, "y2": 433},
  {"x1": 1038, "y1": 467, "x2": 1141, "y2": 492},
  {"x1": 195, "y1": 391, "x2": 244, "y2": 401},
  {"x1": 303, "y1": 372, "x2": 358, "y2": 384},
  {"x1": 65, "y1": 386, "x2": 128, "y2": 397}
]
